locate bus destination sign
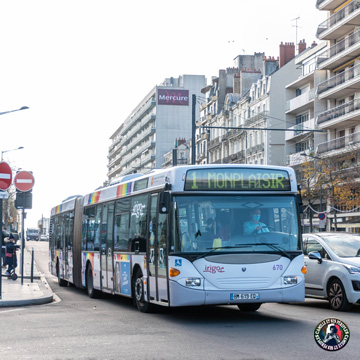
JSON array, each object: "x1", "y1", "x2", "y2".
[{"x1": 184, "y1": 168, "x2": 291, "y2": 191}]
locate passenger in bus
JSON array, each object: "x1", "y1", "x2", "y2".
[
  {"x1": 217, "y1": 212, "x2": 231, "y2": 242},
  {"x1": 181, "y1": 223, "x2": 197, "y2": 251},
  {"x1": 243, "y1": 209, "x2": 269, "y2": 235}
]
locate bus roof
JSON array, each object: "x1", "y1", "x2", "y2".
[{"x1": 50, "y1": 165, "x2": 298, "y2": 215}]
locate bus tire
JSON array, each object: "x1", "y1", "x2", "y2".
[
  {"x1": 57, "y1": 261, "x2": 67, "y2": 287},
  {"x1": 237, "y1": 303, "x2": 262, "y2": 312},
  {"x1": 86, "y1": 264, "x2": 100, "y2": 299},
  {"x1": 134, "y1": 268, "x2": 153, "y2": 313}
]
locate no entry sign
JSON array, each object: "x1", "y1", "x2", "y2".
[
  {"x1": 0, "y1": 161, "x2": 12, "y2": 191},
  {"x1": 14, "y1": 171, "x2": 35, "y2": 192}
]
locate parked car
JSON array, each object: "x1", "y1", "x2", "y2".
[
  {"x1": 303, "y1": 232, "x2": 360, "y2": 311},
  {"x1": 40, "y1": 234, "x2": 49, "y2": 241}
]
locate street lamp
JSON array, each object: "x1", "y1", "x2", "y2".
[
  {"x1": 1, "y1": 146, "x2": 24, "y2": 161},
  {"x1": 0, "y1": 106, "x2": 29, "y2": 116}
]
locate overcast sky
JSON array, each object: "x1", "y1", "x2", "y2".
[{"x1": 0, "y1": 1, "x2": 326, "y2": 228}]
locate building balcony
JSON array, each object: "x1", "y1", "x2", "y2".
[
  {"x1": 317, "y1": 98, "x2": 360, "y2": 129},
  {"x1": 286, "y1": 151, "x2": 312, "y2": 167},
  {"x1": 121, "y1": 99, "x2": 156, "y2": 135},
  {"x1": 316, "y1": 0, "x2": 347, "y2": 11},
  {"x1": 317, "y1": 130, "x2": 360, "y2": 154},
  {"x1": 248, "y1": 144, "x2": 265, "y2": 155},
  {"x1": 317, "y1": 30, "x2": 360, "y2": 70},
  {"x1": 208, "y1": 136, "x2": 221, "y2": 150},
  {"x1": 316, "y1": 1, "x2": 360, "y2": 41},
  {"x1": 286, "y1": 89, "x2": 315, "y2": 114},
  {"x1": 317, "y1": 63, "x2": 360, "y2": 100},
  {"x1": 285, "y1": 118, "x2": 315, "y2": 142},
  {"x1": 244, "y1": 111, "x2": 269, "y2": 127}
]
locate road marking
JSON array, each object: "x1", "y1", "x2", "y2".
[{"x1": 0, "y1": 308, "x2": 26, "y2": 314}]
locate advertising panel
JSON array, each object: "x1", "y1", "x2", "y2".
[{"x1": 157, "y1": 89, "x2": 189, "y2": 106}]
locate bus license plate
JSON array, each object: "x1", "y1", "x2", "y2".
[{"x1": 230, "y1": 293, "x2": 259, "y2": 300}]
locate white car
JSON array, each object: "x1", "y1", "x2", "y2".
[{"x1": 303, "y1": 232, "x2": 360, "y2": 311}]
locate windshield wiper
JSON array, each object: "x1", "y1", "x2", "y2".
[
  {"x1": 237, "y1": 242, "x2": 292, "y2": 259},
  {"x1": 195, "y1": 245, "x2": 248, "y2": 260}
]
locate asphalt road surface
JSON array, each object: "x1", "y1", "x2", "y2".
[{"x1": 0, "y1": 241, "x2": 358, "y2": 360}]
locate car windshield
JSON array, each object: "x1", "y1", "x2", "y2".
[
  {"x1": 321, "y1": 234, "x2": 360, "y2": 257},
  {"x1": 171, "y1": 195, "x2": 301, "y2": 254}
]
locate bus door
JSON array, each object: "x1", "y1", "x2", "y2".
[
  {"x1": 64, "y1": 212, "x2": 70, "y2": 280},
  {"x1": 148, "y1": 194, "x2": 169, "y2": 303},
  {"x1": 100, "y1": 202, "x2": 115, "y2": 292}
]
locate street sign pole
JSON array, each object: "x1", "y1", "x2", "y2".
[{"x1": 0, "y1": 162, "x2": 12, "y2": 299}]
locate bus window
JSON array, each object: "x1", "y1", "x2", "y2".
[
  {"x1": 107, "y1": 202, "x2": 114, "y2": 247},
  {"x1": 114, "y1": 213, "x2": 130, "y2": 251},
  {"x1": 114, "y1": 199, "x2": 130, "y2": 251},
  {"x1": 129, "y1": 194, "x2": 148, "y2": 252},
  {"x1": 83, "y1": 206, "x2": 96, "y2": 251}
]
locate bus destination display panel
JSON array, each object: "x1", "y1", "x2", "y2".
[{"x1": 184, "y1": 168, "x2": 291, "y2": 191}]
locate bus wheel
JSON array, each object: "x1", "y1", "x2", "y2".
[
  {"x1": 86, "y1": 264, "x2": 99, "y2": 299},
  {"x1": 134, "y1": 268, "x2": 153, "y2": 313},
  {"x1": 57, "y1": 261, "x2": 67, "y2": 287},
  {"x1": 237, "y1": 303, "x2": 262, "y2": 312}
]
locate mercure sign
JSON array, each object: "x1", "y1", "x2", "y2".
[{"x1": 157, "y1": 89, "x2": 189, "y2": 106}]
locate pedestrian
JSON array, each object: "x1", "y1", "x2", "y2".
[
  {"x1": 5, "y1": 234, "x2": 20, "y2": 276},
  {"x1": 1, "y1": 226, "x2": 8, "y2": 268}
]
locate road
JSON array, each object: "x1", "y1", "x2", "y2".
[{"x1": 0, "y1": 241, "x2": 359, "y2": 360}]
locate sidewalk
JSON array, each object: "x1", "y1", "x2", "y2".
[{"x1": 0, "y1": 246, "x2": 54, "y2": 307}]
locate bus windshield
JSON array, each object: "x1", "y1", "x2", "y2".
[{"x1": 171, "y1": 195, "x2": 301, "y2": 254}]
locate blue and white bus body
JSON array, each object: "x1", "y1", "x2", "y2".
[{"x1": 49, "y1": 164, "x2": 305, "y2": 312}]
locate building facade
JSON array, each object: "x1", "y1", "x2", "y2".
[
  {"x1": 108, "y1": 75, "x2": 206, "y2": 181},
  {"x1": 308, "y1": 0, "x2": 360, "y2": 231}
]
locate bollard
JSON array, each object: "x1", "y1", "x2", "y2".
[{"x1": 31, "y1": 248, "x2": 34, "y2": 283}]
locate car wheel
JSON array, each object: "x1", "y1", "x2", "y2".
[{"x1": 328, "y1": 279, "x2": 351, "y2": 311}]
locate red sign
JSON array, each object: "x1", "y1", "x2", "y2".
[
  {"x1": 318, "y1": 213, "x2": 326, "y2": 220},
  {"x1": 14, "y1": 171, "x2": 35, "y2": 192},
  {"x1": 157, "y1": 89, "x2": 189, "y2": 106},
  {"x1": 0, "y1": 161, "x2": 12, "y2": 190}
]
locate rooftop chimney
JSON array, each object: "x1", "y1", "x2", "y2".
[
  {"x1": 298, "y1": 39, "x2": 307, "y2": 54},
  {"x1": 279, "y1": 42, "x2": 295, "y2": 67}
]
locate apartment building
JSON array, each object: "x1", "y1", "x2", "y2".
[
  {"x1": 310, "y1": 0, "x2": 360, "y2": 231},
  {"x1": 198, "y1": 46, "x2": 302, "y2": 166},
  {"x1": 285, "y1": 41, "x2": 327, "y2": 169},
  {"x1": 108, "y1": 75, "x2": 206, "y2": 181}
]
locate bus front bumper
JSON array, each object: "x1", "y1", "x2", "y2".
[{"x1": 169, "y1": 280, "x2": 305, "y2": 307}]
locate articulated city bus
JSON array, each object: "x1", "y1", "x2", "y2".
[{"x1": 49, "y1": 165, "x2": 306, "y2": 312}]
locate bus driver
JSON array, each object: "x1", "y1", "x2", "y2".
[{"x1": 243, "y1": 209, "x2": 269, "y2": 235}]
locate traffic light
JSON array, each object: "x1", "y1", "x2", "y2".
[{"x1": 15, "y1": 190, "x2": 32, "y2": 209}]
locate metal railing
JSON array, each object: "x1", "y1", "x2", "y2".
[
  {"x1": 317, "y1": 30, "x2": 360, "y2": 66},
  {"x1": 317, "y1": 131, "x2": 360, "y2": 154},
  {"x1": 316, "y1": 0, "x2": 360, "y2": 37},
  {"x1": 317, "y1": 63, "x2": 360, "y2": 95},
  {"x1": 317, "y1": 98, "x2": 360, "y2": 125}
]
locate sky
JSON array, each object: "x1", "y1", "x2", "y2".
[{"x1": 0, "y1": 1, "x2": 327, "y2": 229}]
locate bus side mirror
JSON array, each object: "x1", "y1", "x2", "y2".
[{"x1": 159, "y1": 192, "x2": 170, "y2": 214}]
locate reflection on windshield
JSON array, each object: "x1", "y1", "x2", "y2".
[
  {"x1": 171, "y1": 195, "x2": 300, "y2": 254},
  {"x1": 321, "y1": 235, "x2": 360, "y2": 257}
]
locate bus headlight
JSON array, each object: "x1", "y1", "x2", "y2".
[
  {"x1": 283, "y1": 276, "x2": 298, "y2": 285},
  {"x1": 185, "y1": 278, "x2": 201, "y2": 287}
]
